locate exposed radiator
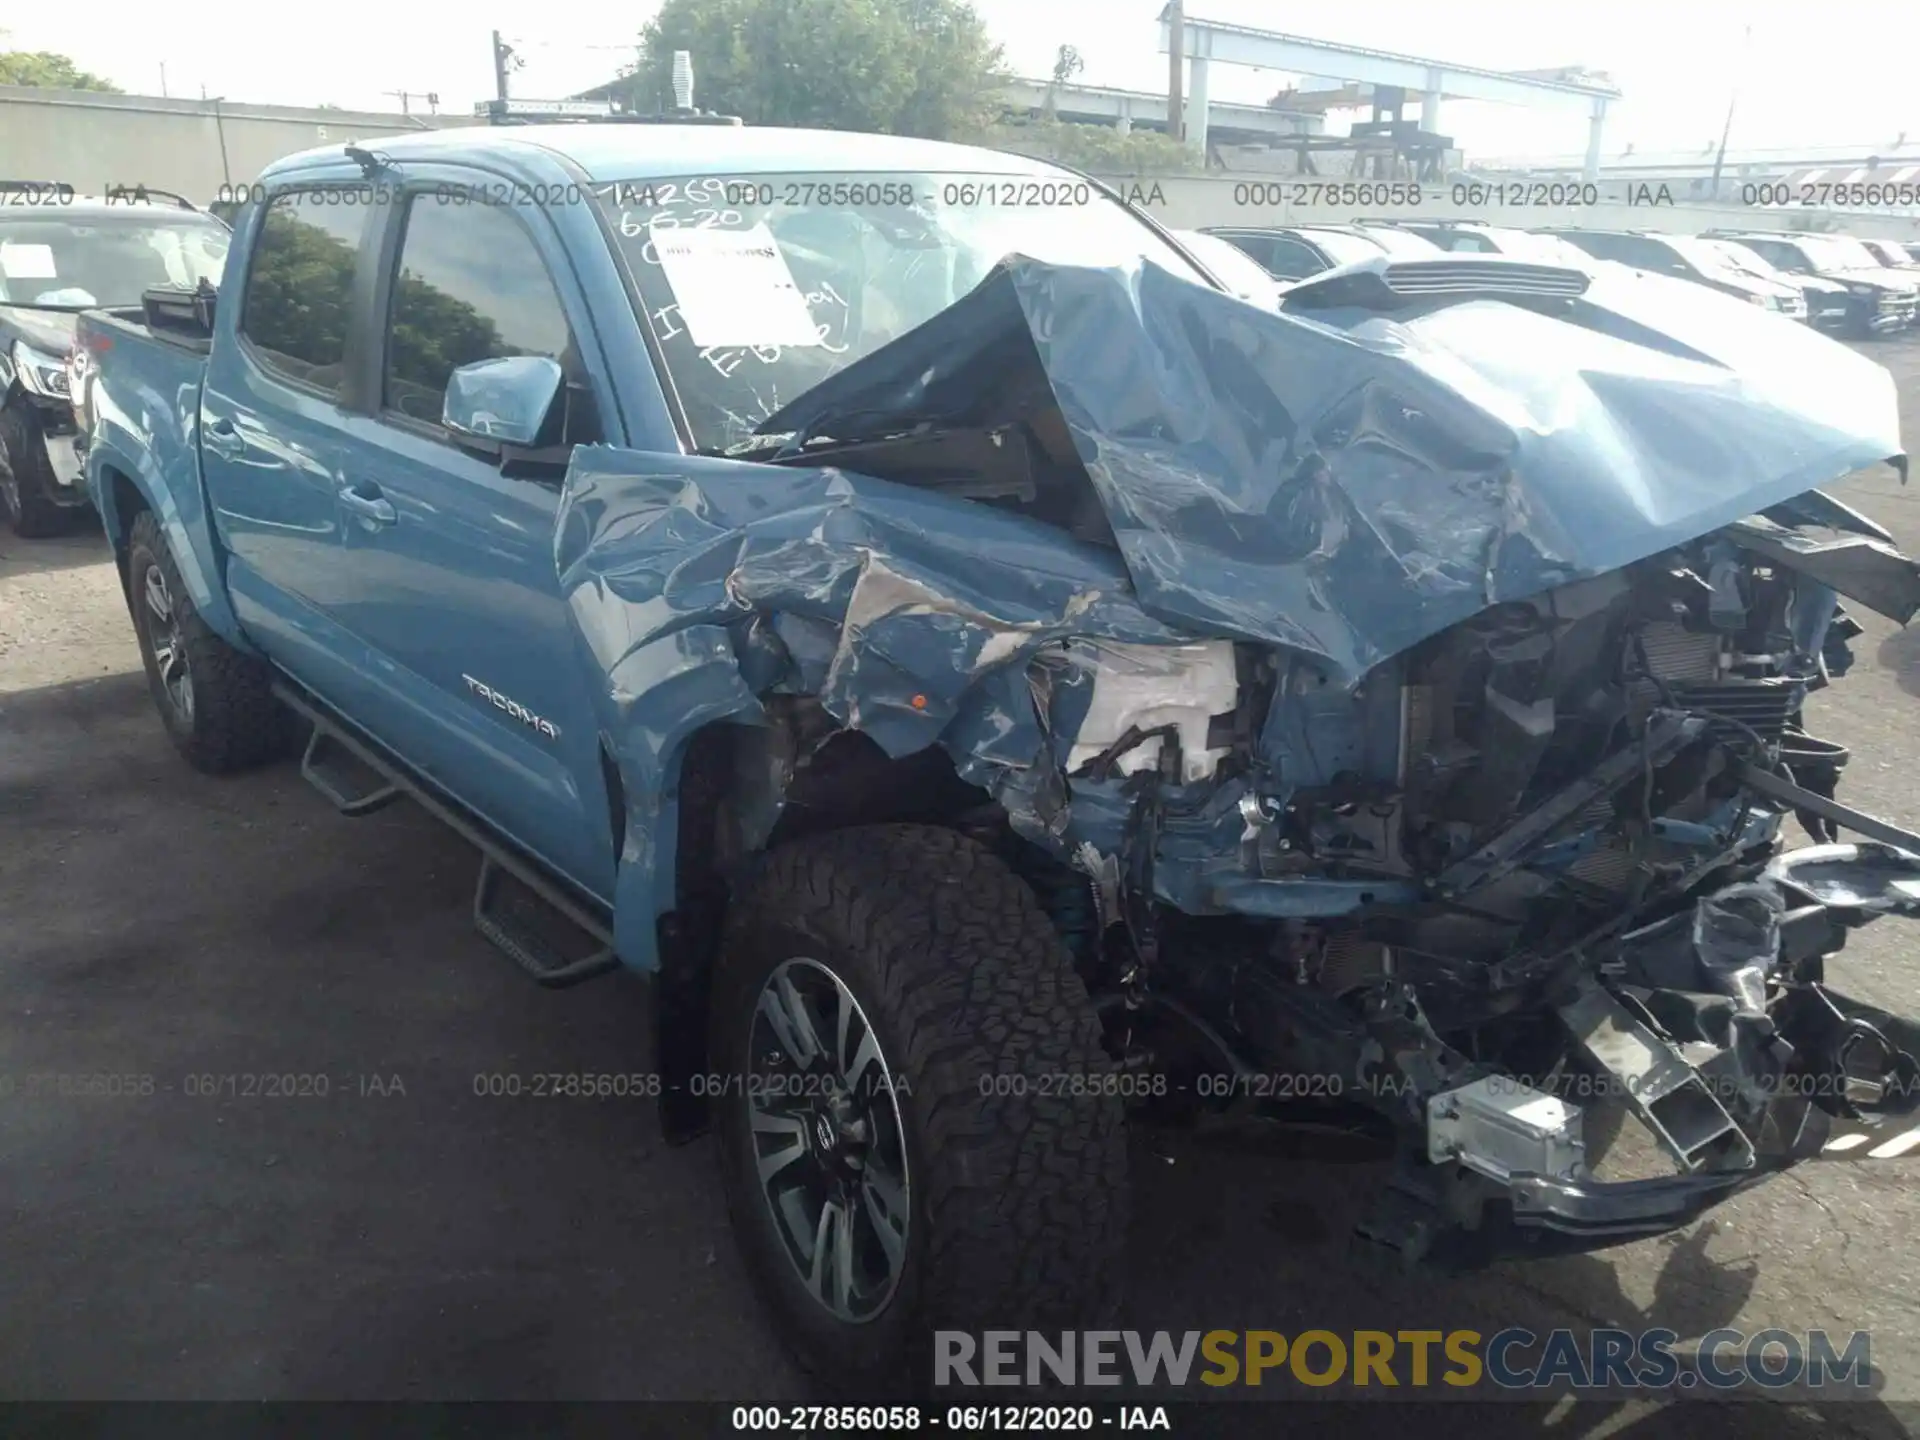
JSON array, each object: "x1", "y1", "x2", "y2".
[
  {"x1": 1670, "y1": 677, "x2": 1804, "y2": 741},
  {"x1": 1638, "y1": 621, "x2": 1720, "y2": 682}
]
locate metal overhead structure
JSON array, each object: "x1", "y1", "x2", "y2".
[
  {"x1": 994, "y1": 77, "x2": 1321, "y2": 143},
  {"x1": 1156, "y1": 9, "x2": 1622, "y2": 180}
]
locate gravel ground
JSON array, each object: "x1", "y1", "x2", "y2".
[{"x1": 5, "y1": 333, "x2": 1920, "y2": 1434}]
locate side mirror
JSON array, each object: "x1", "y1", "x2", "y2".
[{"x1": 443, "y1": 355, "x2": 563, "y2": 449}]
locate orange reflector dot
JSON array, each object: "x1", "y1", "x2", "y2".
[{"x1": 911, "y1": 694, "x2": 929, "y2": 710}]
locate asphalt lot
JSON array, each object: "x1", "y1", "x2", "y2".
[{"x1": 6, "y1": 335, "x2": 1920, "y2": 1434}]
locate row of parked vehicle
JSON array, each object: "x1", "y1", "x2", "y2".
[{"x1": 1186, "y1": 218, "x2": 1920, "y2": 340}]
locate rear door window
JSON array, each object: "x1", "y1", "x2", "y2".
[
  {"x1": 1262, "y1": 236, "x2": 1325, "y2": 278},
  {"x1": 239, "y1": 188, "x2": 369, "y2": 393},
  {"x1": 1211, "y1": 232, "x2": 1276, "y2": 270}
]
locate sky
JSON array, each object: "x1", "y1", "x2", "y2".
[{"x1": 7, "y1": 0, "x2": 1920, "y2": 164}]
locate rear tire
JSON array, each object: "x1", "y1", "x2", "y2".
[
  {"x1": 712, "y1": 824, "x2": 1130, "y2": 1394},
  {"x1": 126, "y1": 510, "x2": 295, "y2": 773},
  {"x1": 0, "y1": 401, "x2": 79, "y2": 539}
]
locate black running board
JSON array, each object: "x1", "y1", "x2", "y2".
[
  {"x1": 275, "y1": 683, "x2": 618, "y2": 989},
  {"x1": 301, "y1": 724, "x2": 404, "y2": 815},
  {"x1": 472, "y1": 854, "x2": 619, "y2": 987}
]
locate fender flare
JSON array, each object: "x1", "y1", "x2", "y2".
[{"x1": 86, "y1": 427, "x2": 254, "y2": 653}]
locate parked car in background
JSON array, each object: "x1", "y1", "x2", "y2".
[
  {"x1": 1705, "y1": 231, "x2": 1917, "y2": 337},
  {"x1": 1542, "y1": 229, "x2": 1807, "y2": 319},
  {"x1": 1336, "y1": 222, "x2": 1448, "y2": 259},
  {"x1": 1173, "y1": 229, "x2": 1287, "y2": 307},
  {"x1": 1696, "y1": 237, "x2": 1853, "y2": 331},
  {"x1": 1858, "y1": 237, "x2": 1920, "y2": 279},
  {"x1": 1200, "y1": 223, "x2": 1424, "y2": 281},
  {"x1": 1373, "y1": 220, "x2": 1592, "y2": 265},
  {"x1": 0, "y1": 182, "x2": 230, "y2": 536},
  {"x1": 1905, "y1": 242, "x2": 1920, "y2": 265}
]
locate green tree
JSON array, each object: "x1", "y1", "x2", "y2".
[
  {"x1": 0, "y1": 48, "x2": 122, "y2": 92},
  {"x1": 639, "y1": 0, "x2": 1005, "y2": 139}
]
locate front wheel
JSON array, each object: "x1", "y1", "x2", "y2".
[
  {"x1": 0, "y1": 401, "x2": 81, "y2": 538},
  {"x1": 712, "y1": 824, "x2": 1130, "y2": 1393}
]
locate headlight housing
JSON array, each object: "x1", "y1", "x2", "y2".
[
  {"x1": 6, "y1": 339, "x2": 71, "y2": 399},
  {"x1": 1055, "y1": 640, "x2": 1240, "y2": 784}
]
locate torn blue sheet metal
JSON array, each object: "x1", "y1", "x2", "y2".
[
  {"x1": 759, "y1": 255, "x2": 1906, "y2": 681},
  {"x1": 553, "y1": 254, "x2": 1907, "y2": 967}
]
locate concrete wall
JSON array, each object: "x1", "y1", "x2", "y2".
[
  {"x1": 0, "y1": 86, "x2": 467, "y2": 201},
  {"x1": 6, "y1": 86, "x2": 1919, "y2": 244}
]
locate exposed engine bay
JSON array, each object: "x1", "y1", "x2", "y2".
[
  {"x1": 1051, "y1": 532, "x2": 1920, "y2": 1266},
  {"x1": 559, "y1": 250, "x2": 1920, "y2": 1266}
]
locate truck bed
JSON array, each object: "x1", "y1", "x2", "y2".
[{"x1": 75, "y1": 303, "x2": 224, "y2": 628}]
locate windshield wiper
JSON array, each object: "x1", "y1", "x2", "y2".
[{"x1": 696, "y1": 432, "x2": 800, "y2": 460}]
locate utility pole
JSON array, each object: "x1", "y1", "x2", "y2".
[
  {"x1": 491, "y1": 30, "x2": 513, "y2": 103},
  {"x1": 1166, "y1": 1, "x2": 1184, "y2": 145},
  {"x1": 1709, "y1": 24, "x2": 1752, "y2": 202},
  {"x1": 158, "y1": 61, "x2": 168, "y2": 98}
]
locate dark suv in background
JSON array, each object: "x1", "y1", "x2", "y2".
[
  {"x1": 1859, "y1": 238, "x2": 1920, "y2": 279},
  {"x1": 0, "y1": 182, "x2": 231, "y2": 536},
  {"x1": 1706, "y1": 230, "x2": 1917, "y2": 337},
  {"x1": 1694, "y1": 237, "x2": 1853, "y2": 330},
  {"x1": 1543, "y1": 229, "x2": 1807, "y2": 320}
]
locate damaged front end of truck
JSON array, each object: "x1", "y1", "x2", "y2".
[{"x1": 558, "y1": 250, "x2": 1920, "y2": 1267}]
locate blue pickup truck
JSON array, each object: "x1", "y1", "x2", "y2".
[{"x1": 72, "y1": 121, "x2": 1920, "y2": 1388}]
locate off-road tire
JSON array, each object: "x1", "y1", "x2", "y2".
[
  {"x1": 0, "y1": 401, "x2": 78, "y2": 538},
  {"x1": 126, "y1": 510, "x2": 295, "y2": 773},
  {"x1": 712, "y1": 824, "x2": 1131, "y2": 1395}
]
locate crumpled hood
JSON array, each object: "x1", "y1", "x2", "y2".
[
  {"x1": 757, "y1": 255, "x2": 1906, "y2": 681},
  {"x1": 555, "y1": 254, "x2": 1909, "y2": 968}
]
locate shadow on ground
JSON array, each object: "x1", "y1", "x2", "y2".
[{"x1": 0, "y1": 523, "x2": 111, "y2": 580}]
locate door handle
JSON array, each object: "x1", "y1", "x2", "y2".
[
  {"x1": 338, "y1": 483, "x2": 397, "y2": 527},
  {"x1": 203, "y1": 417, "x2": 243, "y2": 459}
]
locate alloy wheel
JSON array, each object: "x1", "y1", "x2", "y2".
[
  {"x1": 746, "y1": 956, "x2": 911, "y2": 1323},
  {"x1": 141, "y1": 560, "x2": 194, "y2": 724}
]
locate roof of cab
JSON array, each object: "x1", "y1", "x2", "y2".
[{"x1": 261, "y1": 124, "x2": 1067, "y2": 185}]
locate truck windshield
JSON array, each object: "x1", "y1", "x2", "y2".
[
  {"x1": 1662, "y1": 233, "x2": 1759, "y2": 280},
  {"x1": 1488, "y1": 230, "x2": 1591, "y2": 266},
  {"x1": 594, "y1": 171, "x2": 1210, "y2": 453},
  {"x1": 0, "y1": 213, "x2": 230, "y2": 310},
  {"x1": 1700, "y1": 238, "x2": 1784, "y2": 280},
  {"x1": 1795, "y1": 234, "x2": 1884, "y2": 271}
]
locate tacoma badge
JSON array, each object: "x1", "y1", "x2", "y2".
[{"x1": 462, "y1": 674, "x2": 559, "y2": 740}]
